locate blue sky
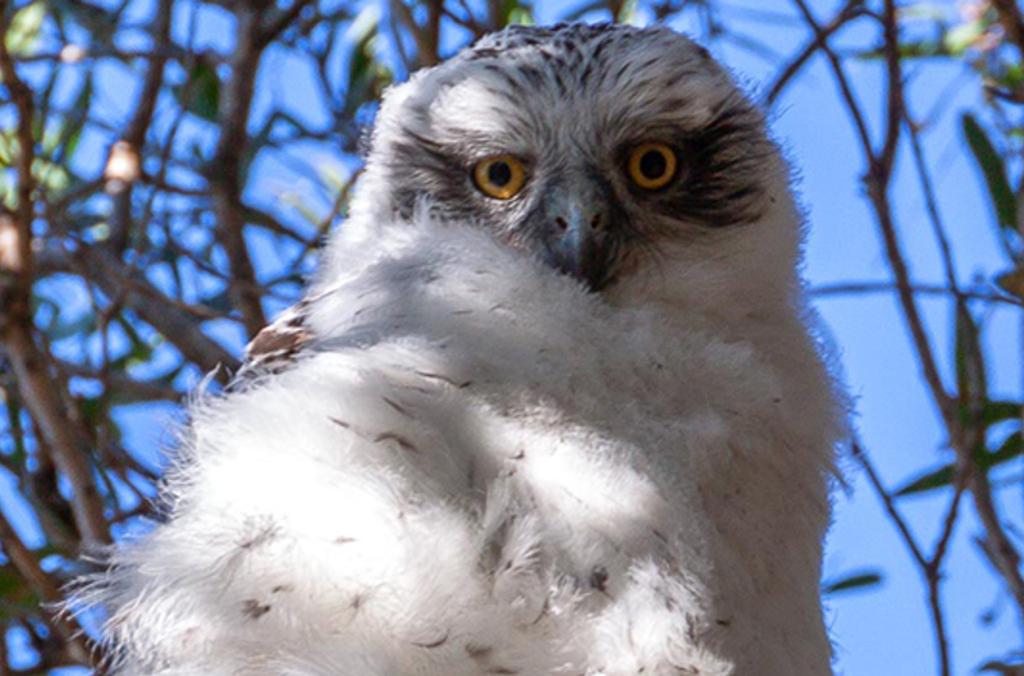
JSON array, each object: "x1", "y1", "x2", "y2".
[{"x1": 6, "y1": 0, "x2": 1020, "y2": 673}]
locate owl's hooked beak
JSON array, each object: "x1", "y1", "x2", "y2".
[{"x1": 540, "y1": 194, "x2": 611, "y2": 293}]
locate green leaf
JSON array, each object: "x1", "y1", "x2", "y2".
[
  {"x1": 52, "y1": 77, "x2": 94, "y2": 164},
  {"x1": 959, "y1": 398, "x2": 1022, "y2": 429},
  {"x1": 199, "y1": 289, "x2": 233, "y2": 313},
  {"x1": 0, "y1": 129, "x2": 13, "y2": 165},
  {"x1": 0, "y1": 565, "x2": 40, "y2": 620},
  {"x1": 5, "y1": 1, "x2": 46, "y2": 56},
  {"x1": 0, "y1": 567, "x2": 22, "y2": 599},
  {"x1": 898, "y1": 3, "x2": 950, "y2": 21},
  {"x1": 989, "y1": 432, "x2": 1023, "y2": 467},
  {"x1": 894, "y1": 464, "x2": 955, "y2": 497},
  {"x1": 981, "y1": 400, "x2": 1023, "y2": 426},
  {"x1": 497, "y1": 0, "x2": 533, "y2": 25},
  {"x1": 79, "y1": 395, "x2": 108, "y2": 428},
  {"x1": 954, "y1": 303, "x2": 986, "y2": 423},
  {"x1": 823, "y1": 569, "x2": 884, "y2": 595},
  {"x1": 46, "y1": 308, "x2": 97, "y2": 341},
  {"x1": 895, "y1": 432, "x2": 1023, "y2": 497},
  {"x1": 616, "y1": 0, "x2": 639, "y2": 24},
  {"x1": 944, "y1": 19, "x2": 985, "y2": 55},
  {"x1": 996, "y1": 267, "x2": 1024, "y2": 300},
  {"x1": 506, "y1": 6, "x2": 533, "y2": 25},
  {"x1": 342, "y1": 6, "x2": 391, "y2": 118},
  {"x1": 106, "y1": 314, "x2": 158, "y2": 371},
  {"x1": 173, "y1": 60, "x2": 221, "y2": 122},
  {"x1": 996, "y1": 62, "x2": 1024, "y2": 91},
  {"x1": 977, "y1": 657, "x2": 1024, "y2": 674},
  {"x1": 33, "y1": 154, "x2": 70, "y2": 197},
  {"x1": 962, "y1": 113, "x2": 1019, "y2": 241}
]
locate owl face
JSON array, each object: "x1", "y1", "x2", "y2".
[{"x1": 363, "y1": 23, "x2": 778, "y2": 293}]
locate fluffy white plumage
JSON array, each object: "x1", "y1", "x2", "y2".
[{"x1": 82, "y1": 23, "x2": 847, "y2": 675}]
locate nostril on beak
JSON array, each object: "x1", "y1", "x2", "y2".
[
  {"x1": 555, "y1": 216, "x2": 569, "y2": 232},
  {"x1": 590, "y1": 213, "x2": 602, "y2": 230}
]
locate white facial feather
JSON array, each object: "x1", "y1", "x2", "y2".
[{"x1": 78, "y1": 23, "x2": 848, "y2": 676}]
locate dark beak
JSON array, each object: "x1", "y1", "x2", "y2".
[{"x1": 541, "y1": 196, "x2": 610, "y2": 292}]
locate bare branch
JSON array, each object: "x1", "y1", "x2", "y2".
[
  {"x1": 0, "y1": 19, "x2": 110, "y2": 550},
  {"x1": 763, "y1": 0, "x2": 865, "y2": 107},
  {"x1": 790, "y1": 0, "x2": 874, "y2": 156},
  {"x1": 209, "y1": 6, "x2": 270, "y2": 339},
  {"x1": 107, "y1": 0, "x2": 173, "y2": 252},
  {"x1": 390, "y1": 0, "x2": 443, "y2": 67},
  {"x1": 0, "y1": 510, "x2": 94, "y2": 666},
  {"x1": 817, "y1": 0, "x2": 1024, "y2": 642},
  {"x1": 259, "y1": 0, "x2": 316, "y2": 47},
  {"x1": 811, "y1": 281, "x2": 1020, "y2": 307},
  {"x1": 991, "y1": 0, "x2": 1024, "y2": 58},
  {"x1": 70, "y1": 246, "x2": 239, "y2": 376},
  {"x1": 852, "y1": 443, "x2": 955, "y2": 676}
]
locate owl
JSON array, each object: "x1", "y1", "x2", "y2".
[{"x1": 82, "y1": 23, "x2": 846, "y2": 676}]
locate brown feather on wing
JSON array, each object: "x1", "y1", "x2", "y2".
[{"x1": 238, "y1": 300, "x2": 314, "y2": 378}]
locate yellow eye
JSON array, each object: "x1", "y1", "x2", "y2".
[
  {"x1": 627, "y1": 143, "x2": 677, "y2": 190},
  {"x1": 472, "y1": 155, "x2": 527, "y2": 200}
]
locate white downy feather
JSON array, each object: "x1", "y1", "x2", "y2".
[{"x1": 81, "y1": 200, "x2": 845, "y2": 675}]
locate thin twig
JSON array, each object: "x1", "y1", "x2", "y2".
[
  {"x1": 852, "y1": 443, "x2": 954, "y2": 676},
  {"x1": 795, "y1": 0, "x2": 1024, "y2": 645},
  {"x1": 811, "y1": 281, "x2": 1020, "y2": 307},
  {"x1": 64, "y1": 245, "x2": 239, "y2": 376},
  {"x1": 790, "y1": 0, "x2": 873, "y2": 158},
  {"x1": 763, "y1": 0, "x2": 865, "y2": 106},
  {"x1": 258, "y1": 0, "x2": 316, "y2": 47}
]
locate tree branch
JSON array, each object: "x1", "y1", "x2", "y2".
[
  {"x1": 0, "y1": 23, "x2": 110, "y2": 550},
  {"x1": 0, "y1": 510, "x2": 94, "y2": 666},
  {"x1": 70, "y1": 245, "x2": 239, "y2": 376},
  {"x1": 208, "y1": 6, "x2": 269, "y2": 339},
  {"x1": 106, "y1": 0, "x2": 173, "y2": 253}
]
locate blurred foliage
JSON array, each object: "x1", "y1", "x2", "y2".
[{"x1": 0, "y1": 0, "x2": 1019, "y2": 672}]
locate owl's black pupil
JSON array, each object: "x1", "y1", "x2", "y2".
[
  {"x1": 488, "y1": 161, "x2": 512, "y2": 187},
  {"x1": 640, "y1": 150, "x2": 667, "y2": 179}
]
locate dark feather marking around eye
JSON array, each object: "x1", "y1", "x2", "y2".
[
  {"x1": 637, "y1": 98, "x2": 772, "y2": 228},
  {"x1": 393, "y1": 130, "x2": 458, "y2": 170},
  {"x1": 386, "y1": 130, "x2": 471, "y2": 217}
]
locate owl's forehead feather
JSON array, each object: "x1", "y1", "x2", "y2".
[{"x1": 386, "y1": 23, "x2": 738, "y2": 150}]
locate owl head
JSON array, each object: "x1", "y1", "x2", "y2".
[{"x1": 338, "y1": 23, "x2": 804, "y2": 320}]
